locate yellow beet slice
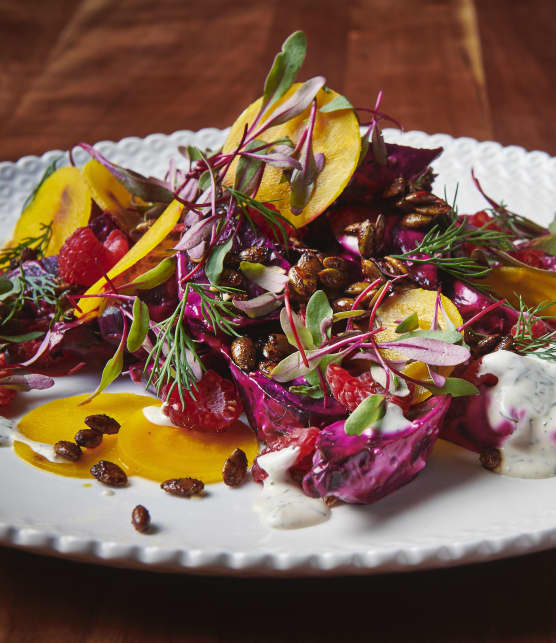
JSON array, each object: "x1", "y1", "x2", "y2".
[
  {"x1": 14, "y1": 392, "x2": 153, "y2": 478},
  {"x1": 375, "y1": 288, "x2": 464, "y2": 403},
  {"x1": 82, "y1": 159, "x2": 134, "y2": 213},
  {"x1": 223, "y1": 84, "x2": 361, "y2": 228},
  {"x1": 482, "y1": 266, "x2": 556, "y2": 320},
  {"x1": 117, "y1": 404, "x2": 259, "y2": 483},
  {"x1": 7, "y1": 166, "x2": 91, "y2": 256},
  {"x1": 76, "y1": 199, "x2": 183, "y2": 318}
]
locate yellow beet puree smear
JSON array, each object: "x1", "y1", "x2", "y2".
[{"x1": 15, "y1": 393, "x2": 258, "y2": 483}]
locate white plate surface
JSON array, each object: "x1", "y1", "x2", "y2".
[{"x1": 0, "y1": 129, "x2": 555, "y2": 577}]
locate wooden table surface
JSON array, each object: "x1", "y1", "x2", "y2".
[{"x1": 1, "y1": 1, "x2": 555, "y2": 641}]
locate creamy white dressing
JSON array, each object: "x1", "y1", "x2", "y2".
[
  {"x1": 254, "y1": 446, "x2": 330, "y2": 529},
  {"x1": 479, "y1": 350, "x2": 556, "y2": 478},
  {"x1": 364, "y1": 401, "x2": 409, "y2": 437},
  {"x1": 142, "y1": 405, "x2": 176, "y2": 427},
  {"x1": 0, "y1": 416, "x2": 64, "y2": 463}
]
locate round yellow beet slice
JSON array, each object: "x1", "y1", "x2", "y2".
[
  {"x1": 7, "y1": 166, "x2": 91, "y2": 256},
  {"x1": 116, "y1": 405, "x2": 259, "y2": 483},
  {"x1": 223, "y1": 84, "x2": 361, "y2": 228},
  {"x1": 375, "y1": 288, "x2": 464, "y2": 403}
]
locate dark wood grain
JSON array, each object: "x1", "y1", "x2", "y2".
[{"x1": 1, "y1": 1, "x2": 555, "y2": 641}]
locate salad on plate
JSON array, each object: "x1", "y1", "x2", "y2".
[{"x1": 1, "y1": 32, "x2": 555, "y2": 531}]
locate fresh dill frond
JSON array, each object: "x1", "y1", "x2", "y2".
[
  {"x1": 391, "y1": 220, "x2": 513, "y2": 280},
  {"x1": 144, "y1": 283, "x2": 239, "y2": 402},
  {"x1": 0, "y1": 266, "x2": 60, "y2": 326},
  {"x1": 225, "y1": 186, "x2": 291, "y2": 248},
  {"x1": 512, "y1": 298, "x2": 556, "y2": 361},
  {"x1": 0, "y1": 222, "x2": 53, "y2": 270}
]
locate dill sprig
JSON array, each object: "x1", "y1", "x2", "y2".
[
  {"x1": 512, "y1": 298, "x2": 556, "y2": 361},
  {"x1": 144, "y1": 282, "x2": 240, "y2": 401},
  {"x1": 0, "y1": 222, "x2": 53, "y2": 270},
  {"x1": 391, "y1": 220, "x2": 513, "y2": 280},
  {"x1": 0, "y1": 266, "x2": 59, "y2": 326},
  {"x1": 488, "y1": 203, "x2": 546, "y2": 239},
  {"x1": 225, "y1": 186, "x2": 291, "y2": 248},
  {"x1": 20, "y1": 157, "x2": 62, "y2": 213}
]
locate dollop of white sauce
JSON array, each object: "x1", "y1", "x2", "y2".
[
  {"x1": 480, "y1": 350, "x2": 556, "y2": 478},
  {"x1": 254, "y1": 446, "x2": 330, "y2": 529},
  {"x1": 0, "y1": 416, "x2": 64, "y2": 463},
  {"x1": 364, "y1": 401, "x2": 409, "y2": 437},
  {"x1": 142, "y1": 405, "x2": 176, "y2": 427}
]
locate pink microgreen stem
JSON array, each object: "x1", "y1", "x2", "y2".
[
  {"x1": 346, "y1": 278, "x2": 383, "y2": 332},
  {"x1": 370, "y1": 336, "x2": 392, "y2": 392},
  {"x1": 368, "y1": 275, "x2": 408, "y2": 331},
  {"x1": 315, "y1": 364, "x2": 328, "y2": 408},
  {"x1": 285, "y1": 284, "x2": 309, "y2": 368},
  {"x1": 177, "y1": 252, "x2": 187, "y2": 300},
  {"x1": 457, "y1": 299, "x2": 506, "y2": 332},
  {"x1": 431, "y1": 286, "x2": 442, "y2": 330},
  {"x1": 180, "y1": 260, "x2": 204, "y2": 285},
  {"x1": 310, "y1": 329, "x2": 380, "y2": 361}
]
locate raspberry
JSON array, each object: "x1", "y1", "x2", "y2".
[
  {"x1": 58, "y1": 227, "x2": 129, "y2": 287},
  {"x1": 252, "y1": 427, "x2": 320, "y2": 483},
  {"x1": 103, "y1": 229, "x2": 129, "y2": 266},
  {"x1": 163, "y1": 370, "x2": 243, "y2": 432},
  {"x1": 326, "y1": 364, "x2": 413, "y2": 414},
  {"x1": 0, "y1": 387, "x2": 16, "y2": 407}
]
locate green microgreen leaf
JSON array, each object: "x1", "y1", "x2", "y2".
[
  {"x1": 240, "y1": 261, "x2": 288, "y2": 293},
  {"x1": 279, "y1": 306, "x2": 314, "y2": 349},
  {"x1": 423, "y1": 377, "x2": 479, "y2": 397},
  {"x1": 184, "y1": 145, "x2": 205, "y2": 162},
  {"x1": 305, "y1": 289, "x2": 332, "y2": 346},
  {"x1": 271, "y1": 349, "x2": 319, "y2": 382},
  {"x1": 304, "y1": 353, "x2": 342, "y2": 386},
  {"x1": 199, "y1": 170, "x2": 212, "y2": 191},
  {"x1": 395, "y1": 328, "x2": 463, "y2": 344},
  {"x1": 234, "y1": 139, "x2": 266, "y2": 195},
  {"x1": 332, "y1": 309, "x2": 366, "y2": 321},
  {"x1": 288, "y1": 384, "x2": 323, "y2": 399},
  {"x1": 395, "y1": 312, "x2": 419, "y2": 333},
  {"x1": 549, "y1": 214, "x2": 556, "y2": 235},
  {"x1": 0, "y1": 331, "x2": 44, "y2": 343},
  {"x1": 206, "y1": 237, "x2": 234, "y2": 285},
  {"x1": 80, "y1": 322, "x2": 126, "y2": 405},
  {"x1": 261, "y1": 31, "x2": 307, "y2": 115},
  {"x1": 345, "y1": 394, "x2": 386, "y2": 436},
  {"x1": 127, "y1": 297, "x2": 150, "y2": 353},
  {"x1": 319, "y1": 95, "x2": 354, "y2": 113},
  {"x1": 128, "y1": 257, "x2": 177, "y2": 290}
]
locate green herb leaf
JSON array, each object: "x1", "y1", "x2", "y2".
[
  {"x1": 549, "y1": 214, "x2": 556, "y2": 235},
  {"x1": 332, "y1": 309, "x2": 366, "y2": 321},
  {"x1": 80, "y1": 324, "x2": 126, "y2": 405},
  {"x1": 234, "y1": 139, "x2": 266, "y2": 194},
  {"x1": 0, "y1": 278, "x2": 13, "y2": 296},
  {"x1": 288, "y1": 384, "x2": 323, "y2": 399},
  {"x1": 319, "y1": 95, "x2": 354, "y2": 113},
  {"x1": 345, "y1": 394, "x2": 386, "y2": 436},
  {"x1": 279, "y1": 307, "x2": 314, "y2": 349},
  {"x1": 206, "y1": 237, "x2": 234, "y2": 285},
  {"x1": 305, "y1": 289, "x2": 332, "y2": 346},
  {"x1": 0, "y1": 331, "x2": 44, "y2": 343},
  {"x1": 261, "y1": 31, "x2": 307, "y2": 115},
  {"x1": 304, "y1": 353, "x2": 342, "y2": 386},
  {"x1": 184, "y1": 145, "x2": 205, "y2": 162},
  {"x1": 423, "y1": 377, "x2": 479, "y2": 397},
  {"x1": 395, "y1": 328, "x2": 463, "y2": 344},
  {"x1": 199, "y1": 170, "x2": 212, "y2": 191},
  {"x1": 128, "y1": 257, "x2": 177, "y2": 290},
  {"x1": 240, "y1": 261, "x2": 288, "y2": 293},
  {"x1": 127, "y1": 297, "x2": 150, "y2": 353},
  {"x1": 395, "y1": 312, "x2": 419, "y2": 333}
]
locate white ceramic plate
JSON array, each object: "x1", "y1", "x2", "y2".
[{"x1": 0, "y1": 129, "x2": 555, "y2": 577}]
